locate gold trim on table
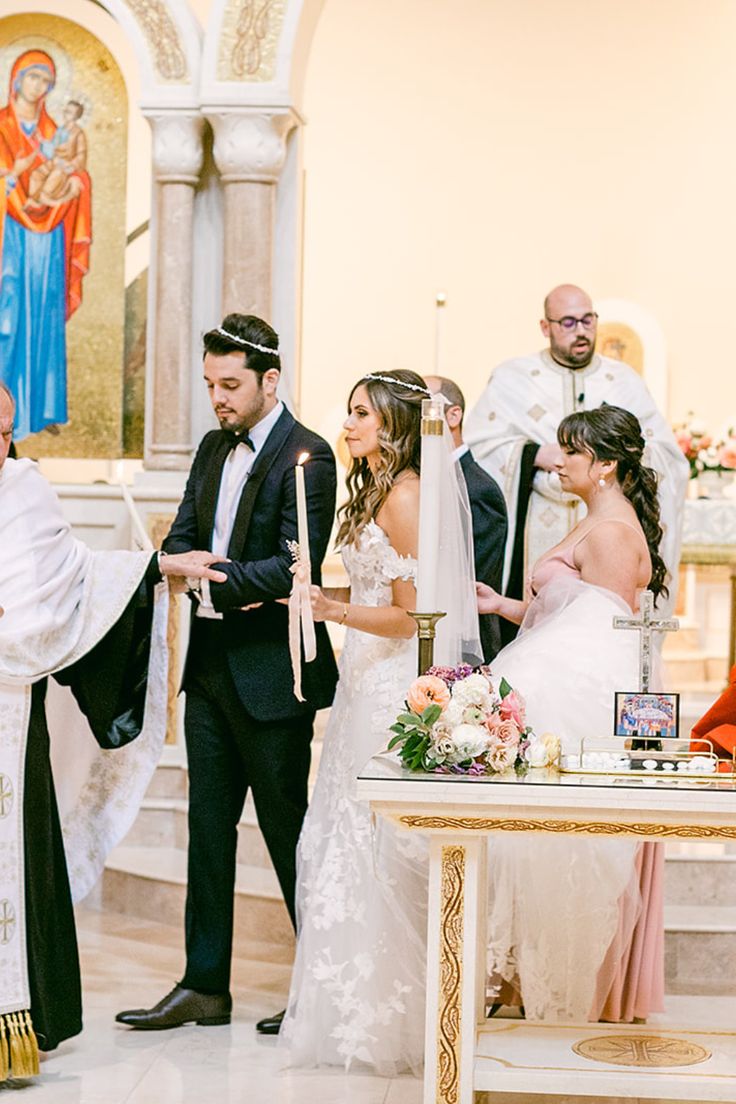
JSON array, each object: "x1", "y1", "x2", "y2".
[
  {"x1": 399, "y1": 815, "x2": 736, "y2": 840},
  {"x1": 437, "y1": 845, "x2": 464, "y2": 1104}
]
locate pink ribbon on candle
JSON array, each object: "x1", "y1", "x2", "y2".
[{"x1": 288, "y1": 555, "x2": 317, "y2": 702}]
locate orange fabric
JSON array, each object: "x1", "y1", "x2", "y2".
[
  {"x1": 690, "y1": 664, "x2": 736, "y2": 758},
  {"x1": 0, "y1": 50, "x2": 91, "y2": 318}
]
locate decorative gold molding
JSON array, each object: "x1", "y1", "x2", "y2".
[
  {"x1": 217, "y1": 0, "x2": 286, "y2": 83},
  {"x1": 573, "y1": 1034, "x2": 711, "y2": 1068},
  {"x1": 123, "y1": 0, "x2": 188, "y2": 83},
  {"x1": 437, "y1": 846, "x2": 464, "y2": 1104},
  {"x1": 400, "y1": 815, "x2": 736, "y2": 841}
]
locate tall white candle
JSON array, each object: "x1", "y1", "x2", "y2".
[
  {"x1": 295, "y1": 452, "x2": 311, "y2": 569},
  {"x1": 119, "y1": 482, "x2": 153, "y2": 551},
  {"x1": 434, "y1": 291, "x2": 447, "y2": 375},
  {"x1": 416, "y1": 397, "x2": 444, "y2": 611}
]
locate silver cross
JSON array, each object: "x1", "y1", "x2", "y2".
[
  {"x1": 613, "y1": 590, "x2": 678, "y2": 692},
  {"x1": 0, "y1": 899, "x2": 15, "y2": 944}
]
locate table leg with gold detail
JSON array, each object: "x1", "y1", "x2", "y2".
[{"x1": 358, "y1": 760, "x2": 736, "y2": 1103}]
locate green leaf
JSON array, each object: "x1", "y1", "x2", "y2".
[
  {"x1": 397, "y1": 711, "x2": 422, "y2": 726},
  {"x1": 387, "y1": 734, "x2": 405, "y2": 750},
  {"x1": 499, "y1": 677, "x2": 513, "y2": 699},
  {"x1": 421, "y1": 703, "x2": 442, "y2": 726}
]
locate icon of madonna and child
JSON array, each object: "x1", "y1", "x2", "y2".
[{"x1": 0, "y1": 47, "x2": 92, "y2": 440}]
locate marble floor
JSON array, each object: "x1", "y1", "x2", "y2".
[{"x1": 11, "y1": 905, "x2": 731, "y2": 1104}]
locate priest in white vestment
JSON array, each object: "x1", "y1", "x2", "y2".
[
  {"x1": 0, "y1": 384, "x2": 225, "y2": 1075},
  {"x1": 464, "y1": 285, "x2": 688, "y2": 628}
]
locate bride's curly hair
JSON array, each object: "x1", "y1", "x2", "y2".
[
  {"x1": 336, "y1": 370, "x2": 428, "y2": 547},
  {"x1": 557, "y1": 405, "x2": 668, "y2": 601}
]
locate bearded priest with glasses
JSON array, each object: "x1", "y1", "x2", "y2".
[{"x1": 464, "y1": 283, "x2": 688, "y2": 639}]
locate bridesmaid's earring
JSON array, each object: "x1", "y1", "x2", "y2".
[{"x1": 598, "y1": 477, "x2": 606, "y2": 487}]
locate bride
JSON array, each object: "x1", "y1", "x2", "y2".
[
  {"x1": 477, "y1": 404, "x2": 666, "y2": 1023},
  {"x1": 280, "y1": 369, "x2": 431, "y2": 1075}
]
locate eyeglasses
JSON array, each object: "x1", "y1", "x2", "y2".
[{"x1": 545, "y1": 312, "x2": 598, "y2": 331}]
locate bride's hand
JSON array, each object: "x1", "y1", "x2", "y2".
[
  {"x1": 309, "y1": 585, "x2": 333, "y2": 622},
  {"x1": 476, "y1": 581, "x2": 502, "y2": 614}
]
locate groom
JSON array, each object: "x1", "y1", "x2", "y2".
[{"x1": 116, "y1": 314, "x2": 338, "y2": 1031}]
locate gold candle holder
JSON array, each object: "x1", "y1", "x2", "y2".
[{"x1": 409, "y1": 611, "x2": 446, "y2": 676}]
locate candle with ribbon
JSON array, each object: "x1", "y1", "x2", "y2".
[{"x1": 289, "y1": 452, "x2": 317, "y2": 700}]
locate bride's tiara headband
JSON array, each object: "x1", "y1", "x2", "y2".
[
  {"x1": 362, "y1": 373, "x2": 431, "y2": 396},
  {"x1": 215, "y1": 326, "x2": 279, "y2": 356}
]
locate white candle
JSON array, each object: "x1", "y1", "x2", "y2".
[
  {"x1": 295, "y1": 452, "x2": 311, "y2": 569},
  {"x1": 434, "y1": 291, "x2": 447, "y2": 375},
  {"x1": 416, "y1": 397, "x2": 444, "y2": 611},
  {"x1": 119, "y1": 482, "x2": 153, "y2": 551}
]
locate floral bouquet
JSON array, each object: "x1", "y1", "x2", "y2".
[
  {"x1": 387, "y1": 664, "x2": 560, "y2": 775},
  {"x1": 674, "y1": 414, "x2": 736, "y2": 479}
]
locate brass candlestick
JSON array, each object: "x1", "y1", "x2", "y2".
[{"x1": 409, "y1": 611, "x2": 446, "y2": 675}]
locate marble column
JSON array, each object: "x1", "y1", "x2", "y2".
[
  {"x1": 145, "y1": 112, "x2": 204, "y2": 471},
  {"x1": 206, "y1": 111, "x2": 297, "y2": 318}
]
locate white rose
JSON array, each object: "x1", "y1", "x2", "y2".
[
  {"x1": 442, "y1": 700, "x2": 464, "y2": 728},
  {"x1": 452, "y1": 673, "x2": 493, "y2": 711},
  {"x1": 450, "y1": 723, "x2": 489, "y2": 760},
  {"x1": 525, "y1": 737, "x2": 549, "y2": 768}
]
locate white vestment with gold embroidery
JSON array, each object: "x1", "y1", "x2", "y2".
[
  {"x1": 0, "y1": 458, "x2": 168, "y2": 1026},
  {"x1": 464, "y1": 350, "x2": 689, "y2": 612}
]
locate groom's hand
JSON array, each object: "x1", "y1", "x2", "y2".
[{"x1": 159, "y1": 550, "x2": 229, "y2": 583}]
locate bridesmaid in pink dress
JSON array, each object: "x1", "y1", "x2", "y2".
[{"x1": 477, "y1": 405, "x2": 666, "y2": 1024}]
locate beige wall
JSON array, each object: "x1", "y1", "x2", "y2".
[{"x1": 300, "y1": 0, "x2": 736, "y2": 446}]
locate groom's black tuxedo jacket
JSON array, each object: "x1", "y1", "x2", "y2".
[
  {"x1": 163, "y1": 406, "x2": 339, "y2": 721},
  {"x1": 460, "y1": 449, "x2": 508, "y2": 664}
]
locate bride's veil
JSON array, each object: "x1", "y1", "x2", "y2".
[{"x1": 425, "y1": 399, "x2": 483, "y2": 667}]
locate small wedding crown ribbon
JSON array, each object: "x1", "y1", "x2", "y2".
[
  {"x1": 287, "y1": 540, "x2": 317, "y2": 702},
  {"x1": 214, "y1": 327, "x2": 280, "y2": 356}
]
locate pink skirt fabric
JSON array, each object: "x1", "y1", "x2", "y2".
[{"x1": 591, "y1": 841, "x2": 665, "y2": 1022}]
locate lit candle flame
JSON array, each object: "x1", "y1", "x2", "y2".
[{"x1": 297, "y1": 452, "x2": 310, "y2": 466}]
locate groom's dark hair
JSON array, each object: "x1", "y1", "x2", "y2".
[{"x1": 202, "y1": 314, "x2": 281, "y2": 378}]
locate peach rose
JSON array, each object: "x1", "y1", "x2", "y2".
[
  {"x1": 719, "y1": 439, "x2": 736, "y2": 470},
  {"x1": 407, "y1": 674, "x2": 450, "y2": 715},
  {"x1": 485, "y1": 715, "x2": 520, "y2": 745}
]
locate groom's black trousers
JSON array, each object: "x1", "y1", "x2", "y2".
[{"x1": 181, "y1": 622, "x2": 313, "y2": 995}]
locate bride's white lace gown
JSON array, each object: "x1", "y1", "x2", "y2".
[{"x1": 281, "y1": 521, "x2": 427, "y2": 1075}]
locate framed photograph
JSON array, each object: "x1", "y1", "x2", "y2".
[{"x1": 614, "y1": 692, "x2": 680, "y2": 740}]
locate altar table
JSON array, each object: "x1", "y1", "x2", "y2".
[{"x1": 356, "y1": 757, "x2": 736, "y2": 1102}]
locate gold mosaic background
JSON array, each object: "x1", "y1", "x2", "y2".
[
  {"x1": 596, "y1": 321, "x2": 645, "y2": 376},
  {"x1": 4, "y1": 14, "x2": 128, "y2": 460}
]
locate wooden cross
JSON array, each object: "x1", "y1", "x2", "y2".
[{"x1": 613, "y1": 590, "x2": 678, "y2": 692}]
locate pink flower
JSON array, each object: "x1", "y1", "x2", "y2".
[
  {"x1": 485, "y1": 715, "x2": 520, "y2": 746},
  {"x1": 499, "y1": 690, "x2": 526, "y2": 729},
  {"x1": 718, "y1": 439, "x2": 736, "y2": 470},
  {"x1": 407, "y1": 675, "x2": 451, "y2": 715},
  {"x1": 675, "y1": 429, "x2": 693, "y2": 457}
]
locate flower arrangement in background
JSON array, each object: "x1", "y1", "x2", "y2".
[
  {"x1": 674, "y1": 414, "x2": 736, "y2": 479},
  {"x1": 387, "y1": 665, "x2": 560, "y2": 775}
]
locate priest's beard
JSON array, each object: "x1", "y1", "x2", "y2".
[{"x1": 549, "y1": 336, "x2": 594, "y2": 368}]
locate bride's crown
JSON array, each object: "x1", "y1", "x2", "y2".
[{"x1": 362, "y1": 373, "x2": 431, "y2": 396}]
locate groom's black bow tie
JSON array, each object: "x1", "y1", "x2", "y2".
[{"x1": 222, "y1": 430, "x2": 255, "y2": 452}]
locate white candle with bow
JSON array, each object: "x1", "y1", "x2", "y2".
[
  {"x1": 416, "y1": 396, "x2": 445, "y2": 611},
  {"x1": 295, "y1": 451, "x2": 311, "y2": 570}
]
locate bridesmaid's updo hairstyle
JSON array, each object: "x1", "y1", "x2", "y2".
[
  {"x1": 557, "y1": 405, "x2": 668, "y2": 601},
  {"x1": 336, "y1": 369, "x2": 427, "y2": 547}
]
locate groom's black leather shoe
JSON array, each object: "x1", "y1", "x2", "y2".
[
  {"x1": 256, "y1": 1008, "x2": 285, "y2": 1035},
  {"x1": 115, "y1": 985, "x2": 232, "y2": 1029}
]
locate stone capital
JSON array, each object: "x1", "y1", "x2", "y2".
[
  {"x1": 147, "y1": 112, "x2": 205, "y2": 184},
  {"x1": 206, "y1": 110, "x2": 298, "y2": 184}
]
